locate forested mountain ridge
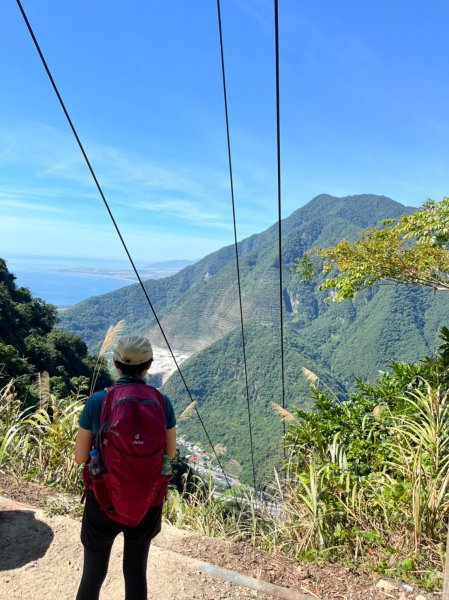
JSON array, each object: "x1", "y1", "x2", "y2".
[
  {"x1": 59, "y1": 193, "x2": 414, "y2": 355},
  {"x1": 58, "y1": 193, "x2": 449, "y2": 483}
]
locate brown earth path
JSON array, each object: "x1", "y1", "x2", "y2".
[
  {"x1": 0, "y1": 476, "x2": 440, "y2": 600},
  {"x1": 0, "y1": 495, "x2": 307, "y2": 600}
]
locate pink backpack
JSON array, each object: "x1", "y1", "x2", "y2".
[{"x1": 82, "y1": 383, "x2": 169, "y2": 526}]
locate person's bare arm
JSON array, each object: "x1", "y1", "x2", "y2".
[
  {"x1": 166, "y1": 427, "x2": 177, "y2": 460},
  {"x1": 75, "y1": 427, "x2": 94, "y2": 464}
]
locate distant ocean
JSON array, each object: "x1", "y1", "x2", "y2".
[{"x1": 4, "y1": 256, "x2": 136, "y2": 306}]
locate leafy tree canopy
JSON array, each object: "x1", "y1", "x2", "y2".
[
  {"x1": 293, "y1": 198, "x2": 449, "y2": 301},
  {"x1": 0, "y1": 258, "x2": 112, "y2": 400}
]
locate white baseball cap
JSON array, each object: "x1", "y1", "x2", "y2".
[{"x1": 113, "y1": 335, "x2": 153, "y2": 365}]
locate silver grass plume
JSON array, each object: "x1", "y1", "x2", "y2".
[
  {"x1": 301, "y1": 367, "x2": 319, "y2": 384},
  {"x1": 178, "y1": 401, "x2": 197, "y2": 422},
  {"x1": 90, "y1": 320, "x2": 126, "y2": 394},
  {"x1": 36, "y1": 371, "x2": 50, "y2": 409},
  {"x1": 98, "y1": 320, "x2": 125, "y2": 357},
  {"x1": 270, "y1": 401, "x2": 295, "y2": 422}
]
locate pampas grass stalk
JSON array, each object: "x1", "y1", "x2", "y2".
[
  {"x1": 36, "y1": 371, "x2": 50, "y2": 409},
  {"x1": 302, "y1": 366, "x2": 339, "y2": 401},
  {"x1": 98, "y1": 320, "x2": 125, "y2": 358},
  {"x1": 301, "y1": 367, "x2": 319, "y2": 384},
  {"x1": 270, "y1": 402, "x2": 295, "y2": 422},
  {"x1": 90, "y1": 320, "x2": 125, "y2": 393},
  {"x1": 178, "y1": 401, "x2": 197, "y2": 422}
]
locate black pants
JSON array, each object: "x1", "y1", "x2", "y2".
[
  {"x1": 76, "y1": 491, "x2": 162, "y2": 600},
  {"x1": 76, "y1": 538, "x2": 151, "y2": 600}
]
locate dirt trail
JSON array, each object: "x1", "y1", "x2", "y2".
[
  {"x1": 0, "y1": 486, "x2": 439, "y2": 600},
  {"x1": 0, "y1": 496, "x2": 308, "y2": 600}
]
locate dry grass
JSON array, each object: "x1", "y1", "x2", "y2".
[
  {"x1": 90, "y1": 320, "x2": 125, "y2": 393},
  {"x1": 301, "y1": 367, "x2": 319, "y2": 383},
  {"x1": 36, "y1": 371, "x2": 50, "y2": 409},
  {"x1": 178, "y1": 401, "x2": 197, "y2": 422},
  {"x1": 98, "y1": 320, "x2": 125, "y2": 357}
]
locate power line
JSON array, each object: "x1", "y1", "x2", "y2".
[
  {"x1": 15, "y1": 0, "x2": 235, "y2": 494},
  {"x1": 216, "y1": 0, "x2": 258, "y2": 491},
  {"x1": 274, "y1": 0, "x2": 287, "y2": 442}
]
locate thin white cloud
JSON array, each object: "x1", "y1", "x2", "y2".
[
  {"x1": 91, "y1": 145, "x2": 231, "y2": 203},
  {"x1": 1, "y1": 119, "x2": 304, "y2": 239},
  {"x1": 0, "y1": 123, "x2": 239, "y2": 230},
  {"x1": 0, "y1": 125, "x2": 227, "y2": 204},
  {"x1": 1, "y1": 125, "x2": 81, "y2": 167},
  {"x1": 0, "y1": 183, "x2": 94, "y2": 201},
  {"x1": 118, "y1": 197, "x2": 231, "y2": 229},
  {"x1": 0, "y1": 214, "x2": 111, "y2": 233},
  {"x1": 0, "y1": 196, "x2": 70, "y2": 214},
  {"x1": 0, "y1": 182, "x2": 100, "y2": 213}
]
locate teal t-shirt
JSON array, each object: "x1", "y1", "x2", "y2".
[{"x1": 79, "y1": 376, "x2": 176, "y2": 437}]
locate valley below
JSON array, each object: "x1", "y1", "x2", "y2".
[{"x1": 147, "y1": 345, "x2": 191, "y2": 387}]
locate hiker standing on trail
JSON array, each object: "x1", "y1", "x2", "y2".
[{"x1": 74, "y1": 335, "x2": 176, "y2": 600}]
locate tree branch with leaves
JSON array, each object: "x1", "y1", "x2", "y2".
[{"x1": 292, "y1": 197, "x2": 449, "y2": 301}]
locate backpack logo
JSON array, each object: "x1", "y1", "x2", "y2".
[{"x1": 133, "y1": 433, "x2": 144, "y2": 445}]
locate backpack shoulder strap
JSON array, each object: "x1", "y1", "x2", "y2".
[
  {"x1": 98, "y1": 385, "x2": 118, "y2": 441},
  {"x1": 146, "y1": 385, "x2": 166, "y2": 422}
]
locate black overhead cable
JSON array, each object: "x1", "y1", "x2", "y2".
[
  {"x1": 274, "y1": 0, "x2": 287, "y2": 440},
  {"x1": 15, "y1": 0, "x2": 235, "y2": 494},
  {"x1": 216, "y1": 0, "x2": 257, "y2": 491}
]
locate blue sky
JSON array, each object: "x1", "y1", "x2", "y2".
[{"x1": 2, "y1": 0, "x2": 449, "y2": 264}]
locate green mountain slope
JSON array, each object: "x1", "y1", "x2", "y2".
[
  {"x1": 163, "y1": 319, "x2": 346, "y2": 485},
  {"x1": 59, "y1": 193, "x2": 412, "y2": 353},
  {"x1": 59, "y1": 194, "x2": 449, "y2": 483},
  {"x1": 164, "y1": 282, "x2": 448, "y2": 485}
]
